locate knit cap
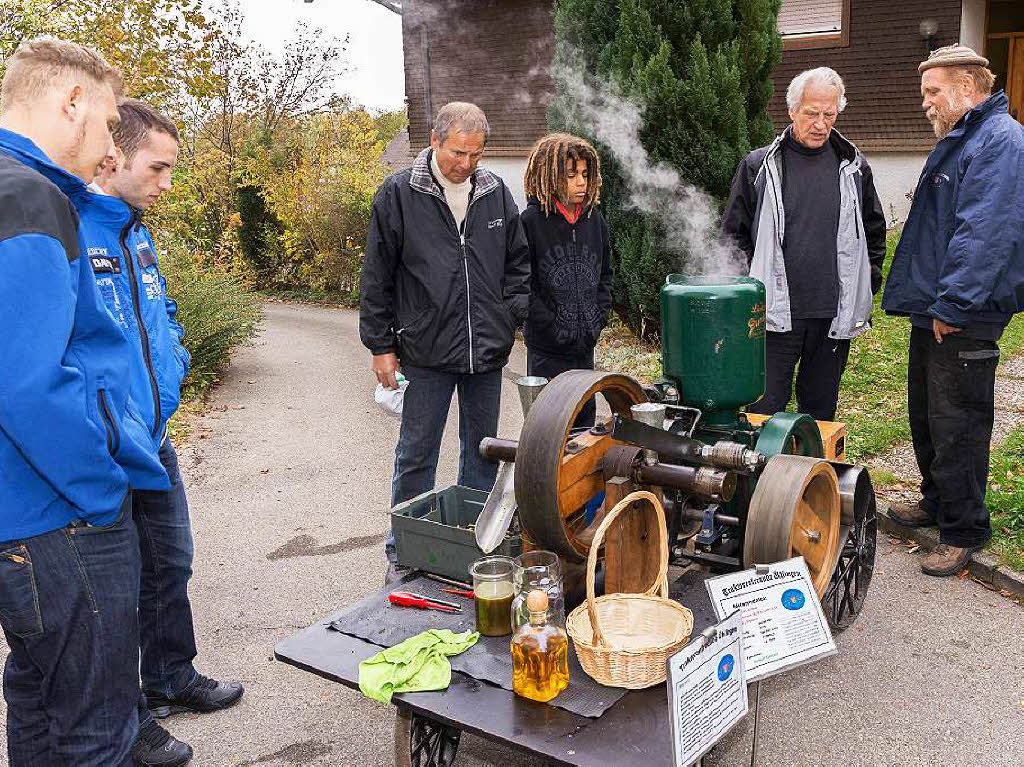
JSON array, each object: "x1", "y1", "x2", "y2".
[{"x1": 919, "y1": 44, "x2": 989, "y2": 73}]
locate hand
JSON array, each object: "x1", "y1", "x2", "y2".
[
  {"x1": 372, "y1": 352, "x2": 401, "y2": 389},
  {"x1": 932, "y1": 318, "x2": 961, "y2": 344}
]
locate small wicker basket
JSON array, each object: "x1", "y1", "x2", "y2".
[{"x1": 566, "y1": 490, "x2": 693, "y2": 688}]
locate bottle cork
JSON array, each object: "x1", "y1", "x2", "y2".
[{"x1": 526, "y1": 589, "x2": 548, "y2": 612}]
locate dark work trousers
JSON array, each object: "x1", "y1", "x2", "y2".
[
  {"x1": 1, "y1": 498, "x2": 140, "y2": 766},
  {"x1": 908, "y1": 326, "x2": 997, "y2": 548},
  {"x1": 748, "y1": 318, "x2": 851, "y2": 422},
  {"x1": 133, "y1": 439, "x2": 199, "y2": 725},
  {"x1": 527, "y1": 347, "x2": 597, "y2": 427},
  {"x1": 390, "y1": 364, "x2": 502, "y2": 508}
]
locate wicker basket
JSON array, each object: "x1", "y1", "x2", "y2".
[{"x1": 566, "y1": 490, "x2": 693, "y2": 689}]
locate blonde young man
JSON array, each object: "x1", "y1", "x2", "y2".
[{"x1": 0, "y1": 38, "x2": 169, "y2": 765}]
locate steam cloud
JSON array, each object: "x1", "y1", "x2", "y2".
[{"x1": 553, "y1": 63, "x2": 748, "y2": 278}]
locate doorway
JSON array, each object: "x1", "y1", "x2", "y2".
[{"x1": 986, "y1": 0, "x2": 1024, "y2": 122}]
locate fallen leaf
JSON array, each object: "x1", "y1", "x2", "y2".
[{"x1": 908, "y1": 545, "x2": 920, "y2": 554}]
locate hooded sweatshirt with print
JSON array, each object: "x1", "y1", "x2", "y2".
[{"x1": 520, "y1": 198, "x2": 613, "y2": 356}]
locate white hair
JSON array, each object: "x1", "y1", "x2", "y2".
[{"x1": 786, "y1": 67, "x2": 848, "y2": 113}]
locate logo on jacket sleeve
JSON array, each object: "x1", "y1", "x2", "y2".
[{"x1": 136, "y1": 242, "x2": 157, "y2": 268}]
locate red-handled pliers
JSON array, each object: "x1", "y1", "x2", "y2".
[{"x1": 388, "y1": 591, "x2": 462, "y2": 613}]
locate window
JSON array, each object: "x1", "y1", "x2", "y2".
[{"x1": 778, "y1": 0, "x2": 850, "y2": 51}]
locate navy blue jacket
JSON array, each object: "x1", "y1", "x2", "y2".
[
  {"x1": 81, "y1": 190, "x2": 190, "y2": 442},
  {"x1": 0, "y1": 129, "x2": 169, "y2": 542},
  {"x1": 882, "y1": 91, "x2": 1024, "y2": 327}
]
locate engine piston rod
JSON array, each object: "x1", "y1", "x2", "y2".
[{"x1": 479, "y1": 437, "x2": 736, "y2": 502}]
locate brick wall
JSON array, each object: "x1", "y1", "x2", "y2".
[
  {"x1": 769, "y1": 0, "x2": 963, "y2": 151},
  {"x1": 403, "y1": 0, "x2": 555, "y2": 155}
]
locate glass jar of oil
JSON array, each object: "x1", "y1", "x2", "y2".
[
  {"x1": 511, "y1": 590, "x2": 569, "y2": 702},
  {"x1": 469, "y1": 556, "x2": 514, "y2": 636}
]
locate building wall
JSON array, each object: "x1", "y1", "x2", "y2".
[
  {"x1": 863, "y1": 151, "x2": 926, "y2": 224},
  {"x1": 482, "y1": 157, "x2": 529, "y2": 210},
  {"x1": 403, "y1": 0, "x2": 555, "y2": 154},
  {"x1": 768, "y1": 0, "x2": 962, "y2": 151}
]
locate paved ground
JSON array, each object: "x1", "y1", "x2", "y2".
[{"x1": 2, "y1": 301, "x2": 1022, "y2": 766}]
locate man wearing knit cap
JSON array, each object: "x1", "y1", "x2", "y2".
[{"x1": 883, "y1": 45, "x2": 1024, "y2": 576}]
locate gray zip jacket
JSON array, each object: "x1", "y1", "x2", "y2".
[{"x1": 721, "y1": 129, "x2": 887, "y2": 339}]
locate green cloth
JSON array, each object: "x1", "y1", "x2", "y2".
[{"x1": 358, "y1": 629, "x2": 479, "y2": 703}]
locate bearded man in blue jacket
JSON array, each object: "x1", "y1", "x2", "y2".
[
  {"x1": 0, "y1": 38, "x2": 170, "y2": 766},
  {"x1": 883, "y1": 45, "x2": 1024, "y2": 576},
  {"x1": 86, "y1": 99, "x2": 244, "y2": 767}
]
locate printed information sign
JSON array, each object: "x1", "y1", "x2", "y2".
[
  {"x1": 704, "y1": 557, "x2": 836, "y2": 682},
  {"x1": 667, "y1": 610, "x2": 748, "y2": 767}
]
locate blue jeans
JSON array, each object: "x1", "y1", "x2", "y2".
[
  {"x1": 391, "y1": 365, "x2": 502, "y2": 507},
  {"x1": 133, "y1": 440, "x2": 198, "y2": 725},
  {"x1": 0, "y1": 496, "x2": 140, "y2": 766}
]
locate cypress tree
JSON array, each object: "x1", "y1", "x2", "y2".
[{"x1": 551, "y1": 0, "x2": 781, "y2": 336}]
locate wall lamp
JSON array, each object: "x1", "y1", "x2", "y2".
[{"x1": 920, "y1": 18, "x2": 939, "y2": 54}]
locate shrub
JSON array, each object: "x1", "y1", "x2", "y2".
[{"x1": 161, "y1": 246, "x2": 263, "y2": 401}]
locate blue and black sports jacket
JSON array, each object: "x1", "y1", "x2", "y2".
[
  {"x1": 0, "y1": 129, "x2": 169, "y2": 542},
  {"x1": 81, "y1": 190, "x2": 189, "y2": 442}
]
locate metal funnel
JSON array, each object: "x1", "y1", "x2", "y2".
[{"x1": 516, "y1": 376, "x2": 548, "y2": 416}]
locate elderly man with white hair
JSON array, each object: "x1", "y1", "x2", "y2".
[{"x1": 722, "y1": 67, "x2": 887, "y2": 422}]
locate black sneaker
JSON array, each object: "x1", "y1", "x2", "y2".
[
  {"x1": 147, "y1": 675, "x2": 244, "y2": 718},
  {"x1": 131, "y1": 719, "x2": 193, "y2": 766}
]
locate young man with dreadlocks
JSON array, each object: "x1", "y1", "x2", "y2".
[{"x1": 521, "y1": 133, "x2": 613, "y2": 425}]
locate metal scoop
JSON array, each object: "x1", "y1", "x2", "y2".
[{"x1": 474, "y1": 376, "x2": 548, "y2": 553}]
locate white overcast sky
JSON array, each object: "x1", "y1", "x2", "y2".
[{"x1": 237, "y1": 0, "x2": 406, "y2": 112}]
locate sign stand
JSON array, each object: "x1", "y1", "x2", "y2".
[{"x1": 748, "y1": 563, "x2": 768, "y2": 767}]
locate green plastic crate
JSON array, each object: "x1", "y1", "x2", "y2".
[{"x1": 391, "y1": 485, "x2": 522, "y2": 581}]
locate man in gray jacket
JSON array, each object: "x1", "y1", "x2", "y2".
[{"x1": 721, "y1": 67, "x2": 887, "y2": 421}]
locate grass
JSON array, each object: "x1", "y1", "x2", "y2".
[
  {"x1": 840, "y1": 233, "x2": 1024, "y2": 462},
  {"x1": 987, "y1": 426, "x2": 1024, "y2": 571}
]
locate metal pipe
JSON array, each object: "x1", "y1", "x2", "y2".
[
  {"x1": 679, "y1": 507, "x2": 741, "y2": 526},
  {"x1": 479, "y1": 437, "x2": 518, "y2": 462},
  {"x1": 635, "y1": 463, "x2": 736, "y2": 502},
  {"x1": 478, "y1": 436, "x2": 736, "y2": 501}
]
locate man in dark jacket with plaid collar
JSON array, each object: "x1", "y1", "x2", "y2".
[
  {"x1": 883, "y1": 45, "x2": 1024, "y2": 576},
  {"x1": 360, "y1": 102, "x2": 530, "y2": 564}
]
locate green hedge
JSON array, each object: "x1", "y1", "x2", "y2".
[{"x1": 161, "y1": 250, "x2": 263, "y2": 402}]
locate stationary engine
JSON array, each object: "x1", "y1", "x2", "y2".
[{"x1": 480, "y1": 276, "x2": 876, "y2": 629}]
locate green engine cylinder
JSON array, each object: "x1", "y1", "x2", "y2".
[{"x1": 661, "y1": 275, "x2": 766, "y2": 426}]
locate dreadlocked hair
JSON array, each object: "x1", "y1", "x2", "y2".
[{"x1": 524, "y1": 132, "x2": 603, "y2": 215}]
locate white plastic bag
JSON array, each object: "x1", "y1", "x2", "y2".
[{"x1": 374, "y1": 373, "x2": 408, "y2": 417}]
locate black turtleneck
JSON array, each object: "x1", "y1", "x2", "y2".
[{"x1": 781, "y1": 130, "x2": 841, "y2": 319}]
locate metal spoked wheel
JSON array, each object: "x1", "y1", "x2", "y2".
[
  {"x1": 394, "y1": 708, "x2": 461, "y2": 767},
  {"x1": 823, "y1": 467, "x2": 877, "y2": 631},
  {"x1": 514, "y1": 370, "x2": 646, "y2": 562}
]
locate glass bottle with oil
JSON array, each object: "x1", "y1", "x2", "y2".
[{"x1": 511, "y1": 589, "x2": 569, "y2": 702}]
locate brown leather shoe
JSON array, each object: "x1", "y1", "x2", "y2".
[
  {"x1": 921, "y1": 544, "x2": 975, "y2": 577},
  {"x1": 887, "y1": 501, "x2": 936, "y2": 527}
]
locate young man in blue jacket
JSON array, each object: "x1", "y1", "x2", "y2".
[
  {"x1": 87, "y1": 99, "x2": 244, "y2": 766},
  {"x1": 882, "y1": 45, "x2": 1024, "y2": 576},
  {"x1": 0, "y1": 38, "x2": 170, "y2": 766}
]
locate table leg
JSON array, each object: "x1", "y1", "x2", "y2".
[{"x1": 394, "y1": 705, "x2": 462, "y2": 767}]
